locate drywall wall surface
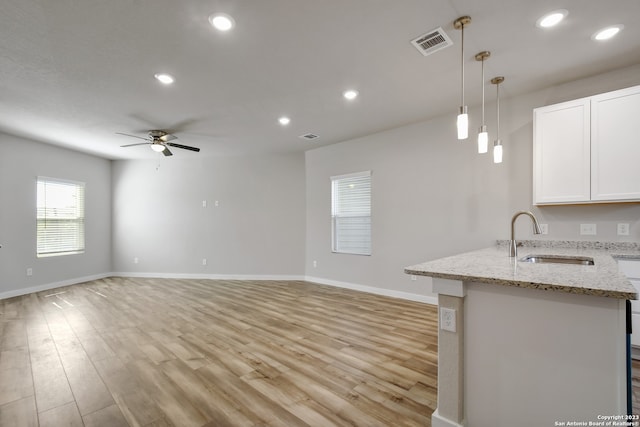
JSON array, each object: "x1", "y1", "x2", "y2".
[
  {"x1": 0, "y1": 133, "x2": 112, "y2": 297},
  {"x1": 305, "y1": 112, "x2": 510, "y2": 299},
  {"x1": 305, "y1": 63, "x2": 640, "y2": 299},
  {"x1": 111, "y1": 153, "x2": 305, "y2": 276}
]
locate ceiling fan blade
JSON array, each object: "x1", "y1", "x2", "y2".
[
  {"x1": 115, "y1": 132, "x2": 150, "y2": 141},
  {"x1": 162, "y1": 147, "x2": 173, "y2": 156},
  {"x1": 167, "y1": 142, "x2": 200, "y2": 152},
  {"x1": 120, "y1": 142, "x2": 151, "y2": 147},
  {"x1": 159, "y1": 134, "x2": 177, "y2": 142}
]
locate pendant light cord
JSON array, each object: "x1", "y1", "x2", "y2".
[
  {"x1": 461, "y1": 23, "x2": 465, "y2": 106},
  {"x1": 481, "y1": 58, "x2": 485, "y2": 125},
  {"x1": 496, "y1": 82, "x2": 500, "y2": 140}
]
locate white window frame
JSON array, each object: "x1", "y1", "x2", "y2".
[
  {"x1": 331, "y1": 171, "x2": 372, "y2": 256},
  {"x1": 36, "y1": 177, "x2": 85, "y2": 257}
]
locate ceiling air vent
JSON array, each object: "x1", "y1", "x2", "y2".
[
  {"x1": 411, "y1": 27, "x2": 453, "y2": 56},
  {"x1": 299, "y1": 133, "x2": 319, "y2": 141}
]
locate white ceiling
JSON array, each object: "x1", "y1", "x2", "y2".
[{"x1": 1, "y1": 0, "x2": 639, "y2": 160}]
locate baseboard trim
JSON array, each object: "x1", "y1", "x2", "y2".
[
  {"x1": 111, "y1": 272, "x2": 307, "y2": 281},
  {"x1": 0, "y1": 272, "x2": 112, "y2": 300},
  {"x1": 432, "y1": 409, "x2": 465, "y2": 427},
  {"x1": 304, "y1": 275, "x2": 438, "y2": 305}
]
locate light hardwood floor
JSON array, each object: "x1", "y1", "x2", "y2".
[{"x1": 0, "y1": 278, "x2": 438, "y2": 426}]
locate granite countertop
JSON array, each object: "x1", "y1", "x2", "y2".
[{"x1": 405, "y1": 240, "x2": 640, "y2": 300}]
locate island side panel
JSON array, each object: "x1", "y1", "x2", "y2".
[
  {"x1": 464, "y1": 281, "x2": 626, "y2": 426},
  {"x1": 437, "y1": 294, "x2": 465, "y2": 425}
]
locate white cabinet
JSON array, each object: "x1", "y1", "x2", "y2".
[
  {"x1": 533, "y1": 98, "x2": 591, "y2": 204},
  {"x1": 591, "y1": 87, "x2": 640, "y2": 201},
  {"x1": 533, "y1": 85, "x2": 640, "y2": 205}
]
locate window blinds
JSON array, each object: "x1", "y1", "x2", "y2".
[
  {"x1": 36, "y1": 177, "x2": 85, "y2": 257},
  {"x1": 331, "y1": 171, "x2": 371, "y2": 255}
]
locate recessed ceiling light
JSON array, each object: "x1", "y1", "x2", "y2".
[
  {"x1": 536, "y1": 10, "x2": 568, "y2": 28},
  {"x1": 592, "y1": 24, "x2": 624, "y2": 41},
  {"x1": 209, "y1": 13, "x2": 235, "y2": 31},
  {"x1": 278, "y1": 116, "x2": 291, "y2": 125},
  {"x1": 154, "y1": 73, "x2": 175, "y2": 85},
  {"x1": 343, "y1": 90, "x2": 359, "y2": 100}
]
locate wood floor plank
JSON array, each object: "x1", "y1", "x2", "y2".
[
  {"x1": 111, "y1": 390, "x2": 173, "y2": 427},
  {"x1": 0, "y1": 319, "x2": 28, "y2": 349},
  {"x1": 129, "y1": 359, "x2": 208, "y2": 427},
  {"x1": 38, "y1": 402, "x2": 83, "y2": 427},
  {"x1": 161, "y1": 359, "x2": 256, "y2": 427},
  {"x1": 0, "y1": 365, "x2": 34, "y2": 407},
  {"x1": 82, "y1": 404, "x2": 129, "y2": 427},
  {"x1": 0, "y1": 395, "x2": 38, "y2": 427},
  {"x1": 0, "y1": 277, "x2": 439, "y2": 426},
  {"x1": 55, "y1": 339, "x2": 115, "y2": 416},
  {"x1": 195, "y1": 363, "x2": 311, "y2": 427},
  {"x1": 27, "y1": 331, "x2": 75, "y2": 413}
]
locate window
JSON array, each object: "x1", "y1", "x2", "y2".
[
  {"x1": 37, "y1": 177, "x2": 85, "y2": 257},
  {"x1": 331, "y1": 171, "x2": 371, "y2": 255}
]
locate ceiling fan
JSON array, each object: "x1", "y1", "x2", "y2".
[{"x1": 117, "y1": 130, "x2": 200, "y2": 156}]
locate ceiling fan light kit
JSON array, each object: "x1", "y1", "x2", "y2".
[{"x1": 150, "y1": 143, "x2": 166, "y2": 153}]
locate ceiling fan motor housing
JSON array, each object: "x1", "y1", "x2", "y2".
[{"x1": 149, "y1": 130, "x2": 168, "y2": 138}]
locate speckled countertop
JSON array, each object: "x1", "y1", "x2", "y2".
[{"x1": 405, "y1": 240, "x2": 640, "y2": 300}]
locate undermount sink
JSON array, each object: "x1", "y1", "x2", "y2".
[{"x1": 519, "y1": 254, "x2": 595, "y2": 266}]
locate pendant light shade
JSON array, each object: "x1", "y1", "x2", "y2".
[
  {"x1": 493, "y1": 140, "x2": 503, "y2": 163},
  {"x1": 475, "y1": 51, "x2": 490, "y2": 153},
  {"x1": 454, "y1": 16, "x2": 471, "y2": 140},
  {"x1": 478, "y1": 127, "x2": 489, "y2": 153},
  {"x1": 491, "y1": 76, "x2": 505, "y2": 164},
  {"x1": 457, "y1": 107, "x2": 468, "y2": 139}
]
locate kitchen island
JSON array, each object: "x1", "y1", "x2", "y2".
[{"x1": 405, "y1": 241, "x2": 640, "y2": 427}]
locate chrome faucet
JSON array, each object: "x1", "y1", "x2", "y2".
[{"x1": 509, "y1": 211, "x2": 542, "y2": 257}]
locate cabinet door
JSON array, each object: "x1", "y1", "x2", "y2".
[
  {"x1": 591, "y1": 85, "x2": 640, "y2": 201},
  {"x1": 533, "y1": 98, "x2": 591, "y2": 204}
]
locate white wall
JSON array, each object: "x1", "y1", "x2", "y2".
[
  {"x1": 0, "y1": 133, "x2": 112, "y2": 298},
  {"x1": 305, "y1": 63, "x2": 640, "y2": 300},
  {"x1": 111, "y1": 153, "x2": 306, "y2": 277}
]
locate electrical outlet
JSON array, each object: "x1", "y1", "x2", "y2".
[
  {"x1": 539, "y1": 224, "x2": 548, "y2": 235},
  {"x1": 618, "y1": 223, "x2": 630, "y2": 236},
  {"x1": 411, "y1": 275, "x2": 417, "y2": 281},
  {"x1": 26, "y1": 268, "x2": 33, "y2": 277},
  {"x1": 134, "y1": 257, "x2": 139, "y2": 264},
  {"x1": 215, "y1": 200, "x2": 219, "y2": 207},
  {"x1": 580, "y1": 224, "x2": 597, "y2": 236},
  {"x1": 202, "y1": 258, "x2": 207, "y2": 266},
  {"x1": 440, "y1": 307, "x2": 456, "y2": 332},
  {"x1": 202, "y1": 200, "x2": 207, "y2": 208},
  {"x1": 313, "y1": 260, "x2": 317, "y2": 268}
]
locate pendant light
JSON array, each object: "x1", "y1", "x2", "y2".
[
  {"x1": 491, "y1": 76, "x2": 505, "y2": 164},
  {"x1": 475, "y1": 51, "x2": 490, "y2": 153},
  {"x1": 454, "y1": 16, "x2": 471, "y2": 140}
]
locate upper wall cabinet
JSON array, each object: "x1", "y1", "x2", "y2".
[{"x1": 533, "y1": 85, "x2": 640, "y2": 205}]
